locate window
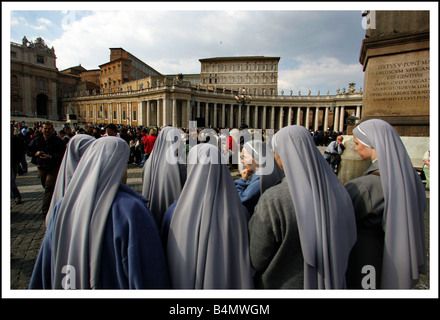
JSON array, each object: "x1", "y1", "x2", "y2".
[
  {"x1": 133, "y1": 110, "x2": 137, "y2": 121},
  {"x1": 38, "y1": 79, "x2": 45, "y2": 90},
  {"x1": 221, "y1": 65, "x2": 226, "y2": 71},
  {"x1": 246, "y1": 65, "x2": 250, "y2": 71},
  {"x1": 122, "y1": 110, "x2": 126, "y2": 120},
  {"x1": 104, "y1": 110, "x2": 108, "y2": 119},
  {"x1": 262, "y1": 65, "x2": 267, "y2": 71},
  {"x1": 254, "y1": 65, "x2": 258, "y2": 71},
  {"x1": 37, "y1": 55, "x2": 44, "y2": 64},
  {"x1": 229, "y1": 65, "x2": 234, "y2": 71},
  {"x1": 113, "y1": 110, "x2": 117, "y2": 119},
  {"x1": 237, "y1": 65, "x2": 241, "y2": 71},
  {"x1": 11, "y1": 51, "x2": 17, "y2": 58}
]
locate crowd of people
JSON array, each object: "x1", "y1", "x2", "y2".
[{"x1": 10, "y1": 118, "x2": 428, "y2": 290}]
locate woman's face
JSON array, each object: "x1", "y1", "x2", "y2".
[
  {"x1": 241, "y1": 148, "x2": 258, "y2": 172},
  {"x1": 353, "y1": 136, "x2": 377, "y2": 161}
]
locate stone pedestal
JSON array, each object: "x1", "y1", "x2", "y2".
[
  {"x1": 338, "y1": 137, "x2": 371, "y2": 185},
  {"x1": 359, "y1": 11, "x2": 430, "y2": 137}
]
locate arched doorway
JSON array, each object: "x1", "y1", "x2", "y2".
[{"x1": 36, "y1": 94, "x2": 48, "y2": 117}]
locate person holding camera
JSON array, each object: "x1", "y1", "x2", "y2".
[
  {"x1": 28, "y1": 122, "x2": 66, "y2": 215},
  {"x1": 323, "y1": 135, "x2": 345, "y2": 174}
]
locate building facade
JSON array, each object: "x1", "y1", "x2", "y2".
[
  {"x1": 10, "y1": 37, "x2": 78, "y2": 119},
  {"x1": 199, "y1": 56, "x2": 280, "y2": 96},
  {"x1": 99, "y1": 48, "x2": 163, "y2": 94}
]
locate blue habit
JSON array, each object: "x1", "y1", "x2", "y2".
[
  {"x1": 29, "y1": 184, "x2": 170, "y2": 289},
  {"x1": 234, "y1": 173, "x2": 261, "y2": 216}
]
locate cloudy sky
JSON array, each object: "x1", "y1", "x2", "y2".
[{"x1": 4, "y1": 2, "x2": 434, "y2": 95}]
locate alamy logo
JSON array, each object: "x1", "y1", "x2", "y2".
[
  {"x1": 61, "y1": 265, "x2": 76, "y2": 289},
  {"x1": 361, "y1": 265, "x2": 376, "y2": 289},
  {"x1": 361, "y1": 10, "x2": 376, "y2": 30}
]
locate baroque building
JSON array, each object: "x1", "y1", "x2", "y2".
[{"x1": 10, "y1": 36, "x2": 78, "y2": 119}]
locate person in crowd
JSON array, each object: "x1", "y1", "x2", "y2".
[
  {"x1": 144, "y1": 127, "x2": 158, "y2": 160},
  {"x1": 85, "y1": 122, "x2": 95, "y2": 136},
  {"x1": 248, "y1": 125, "x2": 356, "y2": 289},
  {"x1": 11, "y1": 125, "x2": 26, "y2": 204},
  {"x1": 45, "y1": 134, "x2": 95, "y2": 226},
  {"x1": 323, "y1": 135, "x2": 345, "y2": 174},
  {"x1": 58, "y1": 129, "x2": 70, "y2": 144},
  {"x1": 165, "y1": 143, "x2": 254, "y2": 289},
  {"x1": 27, "y1": 122, "x2": 66, "y2": 215},
  {"x1": 18, "y1": 127, "x2": 30, "y2": 174},
  {"x1": 423, "y1": 149, "x2": 430, "y2": 189},
  {"x1": 344, "y1": 119, "x2": 427, "y2": 289},
  {"x1": 105, "y1": 123, "x2": 128, "y2": 183},
  {"x1": 64, "y1": 125, "x2": 75, "y2": 138},
  {"x1": 138, "y1": 128, "x2": 148, "y2": 167},
  {"x1": 29, "y1": 137, "x2": 169, "y2": 289},
  {"x1": 142, "y1": 126, "x2": 186, "y2": 228},
  {"x1": 105, "y1": 123, "x2": 119, "y2": 137},
  {"x1": 234, "y1": 140, "x2": 266, "y2": 215}
]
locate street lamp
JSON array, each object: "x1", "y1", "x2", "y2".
[{"x1": 235, "y1": 88, "x2": 252, "y2": 128}]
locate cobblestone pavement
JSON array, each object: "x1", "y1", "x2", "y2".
[{"x1": 8, "y1": 157, "x2": 430, "y2": 290}]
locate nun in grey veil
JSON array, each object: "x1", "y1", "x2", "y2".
[
  {"x1": 142, "y1": 126, "x2": 186, "y2": 227},
  {"x1": 271, "y1": 125, "x2": 357, "y2": 289},
  {"x1": 166, "y1": 143, "x2": 254, "y2": 289},
  {"x1": 347, "y1": 119, "x2": 427, "y2": 289},
  {"x1": 45, "y1": 134, "x2": 95, "y2": 226}
]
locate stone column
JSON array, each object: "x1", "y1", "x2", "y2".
[
  {"x1": 254, "y1": 106, "x2": 259, "y2": 129},
  {"x1": 296, "y1": 107, "x2": 301, "y2": 125},
  {"x1": 238, "y1": 104, "x2": 242, "y2": 127},
  {"x1": 187, "y1": 99, "x2": 192, "y2": 125},
  {"x1": 324, "y1": 106, "x2": 329, "y2": 131},
  {"x1": 196, "y1": 101, "x2": 200, "y2": 118},
  {"x1": 229, "y1": 105, "x2": 234, "y2": 128},
  {"x1": 245, "y1": 105, "x2": 250, "y2": 127},
  {"x1": 205, "y1": 102, "x2": 210, "y2": 127},
  {"x1": 304, "y1": 107, "x2": 310, "y2": 129},
  {"x1": 314, "y1": 107, "x2": 320, "y2": 131},
  {"x1": 213, "y1": 103, "x2": 218, "y2": 128},
  {"x1": 221, "y1": 103, "x2": 225, "y2": 128},
  {"x1": 172, "y1": 98, "x2": 177, "y2": 127},
  {"x1": 278, "y1": 107, "x2": 283, "y2": 129},
  {"x1": 288, "y1": 107, "x2": 293, "y2": 126},
  {"x1": 262, "y1": 106, "x2": 267, "y2": 129},
  {"x1": 339, "y1": 106, "x2": 345, "y2": 133},
  {"x1": 356, "y1": 105, "x2": 362, "y2": 124},
  {"x1": 23, "y1": 73, "x2": 32, "y2": 115},
  {"x1": 156, "y1": 99, "x2": 164, "y2": 127},
  {"x1": 333, "y1": 106, "x2": 340, "y2": 132}
]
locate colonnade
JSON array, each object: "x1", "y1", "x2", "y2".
[
  {"x1": 66, "y1": 86, "x2": 363, "y2": 132},
  {"x1": 141, "y1": 98, "x2": 361, "y2": 132}
]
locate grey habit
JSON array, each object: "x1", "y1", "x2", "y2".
[
  {"x1": 271, "y1": 125, "x2": 357, "y2": 289},
  {"x1": 45, "y1": 134, "x2": 95, "y2": 226},
  {"x1": 52, "y1": 137, "x2": 130, "y2": 289},
  {"x1": 166, "y1": 144, "x2": 254, "y2": 289},
  {"x1": 142, "y1": 126, "x2": 186, "y2": 227},
  {"x1": 350, "y1": 119, "x2": 427, "y2": 289}
]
